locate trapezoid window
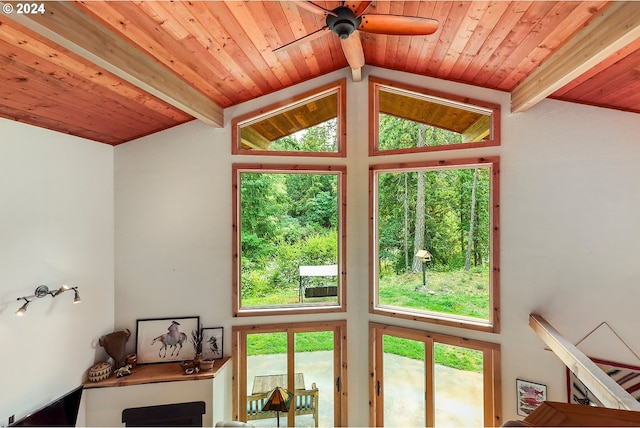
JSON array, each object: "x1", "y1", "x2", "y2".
[
  {"x1": 370, "y1": 77, "x2": 500, "y2": 155},
  {"x1": 232, "y1": 80, "x2": 346, "y2": 156}
]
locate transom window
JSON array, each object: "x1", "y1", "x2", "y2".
[
  {"x1": 233, "y1": 164, "x2": 346, "y2": 316},
  {"x1": 370, "y1": 157, "x2": 500, "y2": 332},
  {"x1": 232, "y1": 80, "x2": 346, "y2": 156},
  {"x1": 370, "y1": 76, "x2": 500, "y2": 155}
]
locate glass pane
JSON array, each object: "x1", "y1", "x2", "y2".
[
  {"x1": 294, "y1": 331, "x2": 334, "y2": 427},
  {"x1": 246, "y1": 332, "x2": 288, "y2": 427},
  {"x1": 376, "y1": 167, "x2": 491, "y2": 321},
  {"x1": 239, "y1": 171, "x2": 339, "y2": 309},
  {"x1": 433, "y1": 343, "x2": 484, "y2": 427},
  {"x1": 239, "y1": 91, "x2": 339, "y2": 153},
  {"x1": 377, "y1": 87, "x2": 492, "y2": 151},
  {"x1": 383, "y1": 335, "x2": 426, "y2": 427}
]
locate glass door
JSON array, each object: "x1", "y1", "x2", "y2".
[
  {"x1": 370, "y1": 323, "x2": 500, "y2": 427},
  {"x1": 233, "y1": 321, "x2": 347, "y2": 427},
  {"x1": 382, "y1": 335, "x2": 428, "y2": 427}
]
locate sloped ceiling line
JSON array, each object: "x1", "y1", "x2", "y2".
[
  {"x1": 512, "y1": 2, "x2": 640, "y2": 113},
  {"x1": 2, "y1": 1, "x2": 223, "y2": 127}
]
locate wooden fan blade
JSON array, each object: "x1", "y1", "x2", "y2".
[
  {"x1": 358, "y1": 15, "x2": 439, "y2": 35},
  {"x1": 292, "y1": 1, "x2": 337, "y2": 17},
  {"x1": 274, "y1": 27, "x2": 330, "y2": 52},
  {"x1": 341, "y1": 31, "x2": 365, "y2": 70},
  {"x1": 344, "y1": 1, "x2": 373, "y2": 17}
]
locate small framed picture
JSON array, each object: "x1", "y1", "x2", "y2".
[
  {"x1": 136, "y1": 316, "x2": 200, "y2": 364},
  {"x1": 516, "y1": 379, "x2": 547, "y2": 417},
  {"x1": 201, "y1": 327, "x2": 224, "y2": 360}
]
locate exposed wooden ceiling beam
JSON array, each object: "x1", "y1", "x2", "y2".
[
  {"x1": 2, "y1": 1, "x2": 223, "y2": 127},
  {"x1": 529, "y1": 314, "x2": 640, "y2": 411},
  {"x1": 512, "y1": 2, "x2": 640, "y2": 113}
]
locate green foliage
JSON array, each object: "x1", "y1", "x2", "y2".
[
  {"x1": 377, "y1": 166, "x2": 491, "y2": 276},
  {"x1": 378, "y1": 114, "x2": 462, "y2": 150},
  {"x1": 241, "y1": 270, "x2": 272, "y2": 299},
  {"x1": 270, "y1": 119, "x2": 338, "y2": 152},
  {"x1": 239, "y1": 168, "x2": 339, "y2": 306}
]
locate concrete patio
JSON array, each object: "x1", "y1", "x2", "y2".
[{"x1": 246, "y1": 351, "x2": 483, "y2": 427}]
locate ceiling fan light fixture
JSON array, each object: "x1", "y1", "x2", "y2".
[{"x1": 326, "y1": 7, "x2": 361, "y2": 40}]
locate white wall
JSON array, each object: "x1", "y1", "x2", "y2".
[
  {"x1": 0, "y1": 118, "x2": 114, "y2": 425},
  {"x1": 111, "y1": 65, "x2": 640, "y2": 426}
]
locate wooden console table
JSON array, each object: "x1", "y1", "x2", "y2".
[{"x1": 83, "y1": 357, "x2": 230, "y2": 388}]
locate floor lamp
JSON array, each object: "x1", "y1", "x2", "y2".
[{"x1": 262, "y1": 386, "x2": 292, "y2": 427}]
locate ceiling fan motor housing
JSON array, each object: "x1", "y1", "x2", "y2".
[{"x1": 326, "y1": 7, "x2": 362, "y2": 39}]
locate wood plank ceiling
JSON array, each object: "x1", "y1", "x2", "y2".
[{"x1": 1, "y1": 1, "x2": 639, "y2": 145}]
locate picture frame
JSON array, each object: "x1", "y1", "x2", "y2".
[
  {"x1": 201, "y1": 327, "x2": 224, "y2": 360},
  {"x1": 136, "y1": 316, "x2": 200, "y2": 364},
  {"x1": 516, "y1": 379, "x2": 547, "y2": 417},
  {"x1": 567, "y1": 358, "x2": 640, "y2": 406}
]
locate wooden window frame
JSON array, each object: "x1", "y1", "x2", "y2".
[
  {"x1": 232, "y1": 79, "x2": 347, "y2": 157},
  {"x1": 233, "y1": 163, "x2": 347, "y2": 317},
  {"x1": 232, "y1": 320, "x2": 348, "y2": 426},
  {"x1": 369, "y1": 322, "x2": 502, "y2": 427},
  {"x1": 369, "y1": 157, "x2": 501, "y2": 333},
  {"x1": 369, "y1": 76, "x2": 501, "y2": 156}
]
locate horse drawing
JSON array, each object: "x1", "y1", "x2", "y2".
[{"x1": 151, "y1": 331, "x2": 188, "y2": 358}]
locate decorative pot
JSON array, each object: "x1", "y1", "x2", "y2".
[
  {"x1": 88, "y1": 362, "x2": 112, "y2": 382},
  {"x1": 199, "y1": 359, "x2": 215, "y2": 371}
]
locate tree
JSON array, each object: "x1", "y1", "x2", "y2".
[{"x1": 464, "y1": 168, "x2": 479, "y2": 271}]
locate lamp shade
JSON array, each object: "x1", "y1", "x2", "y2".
[{"x1": 262, "y1": 387, "x2": 292, "y2": 413}]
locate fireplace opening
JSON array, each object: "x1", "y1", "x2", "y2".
[{"x1": 122, "y1": 401, "x2": 206, "y2": 427}]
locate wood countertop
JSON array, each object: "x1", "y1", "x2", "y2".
[{"x1": 83, "y1": 357, "x2": 230, "y2": 389}]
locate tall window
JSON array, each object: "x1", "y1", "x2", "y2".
[
  {"x1": 232, "y1": 80, "x2": 346, "y2": 156},
  {"x1": 370, "y1": 158, "x2": 500, "y2": 332},
  {"x1": 233, "y1": 165, "x2": 346, "y2": 316}
]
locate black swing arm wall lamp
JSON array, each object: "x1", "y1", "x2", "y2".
[{"x1": 15, "y1": 284, "x2": 81, "y2": 316}]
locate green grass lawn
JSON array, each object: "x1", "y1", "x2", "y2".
[
  {"x1": 247, "y1": 325, "x2": 483, "y2": 373},
  {"x1": 243, "y1": 269, "x2": 488, "y2": 373},
  {"x1": 378, "y1": 269, "x2": 490, "y2": 320}
]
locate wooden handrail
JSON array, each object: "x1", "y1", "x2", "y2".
[{"x1": 529, "y1": 314, "x2": 640, "y2": 411}]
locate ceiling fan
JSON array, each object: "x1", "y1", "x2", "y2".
[{"x1": 275, "y1": 1, "x2": 439, "y2": 82}]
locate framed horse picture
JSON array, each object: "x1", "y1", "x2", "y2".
[
  {"x1": 136, "y1": 316, "x2": 200, "y2": 364},
  {"x1": 201, "y1": 327, "x2": 223, "y2": 360}
]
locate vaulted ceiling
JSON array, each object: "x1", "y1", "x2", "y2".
[{"x1": 1, "y1": 1, "x2": 639, "y2": 145}]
